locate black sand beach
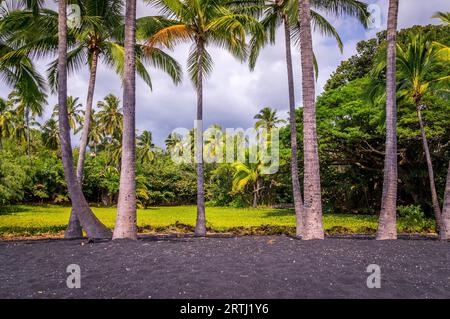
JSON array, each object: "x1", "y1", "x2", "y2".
[{"x1": 0, "y1": 235, "x2": 449, "y2": 299}]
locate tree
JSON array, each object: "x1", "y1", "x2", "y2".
[
  {"x1": 113, "y1": 0, "x2": 137, "y2": 240},
  {"x1": 52, "y1": 96, "x2": 83, "y2": 133},
  {"x1": 232, "y1": 160, "x2": 263, "y2": 208},
  {"x1": 56, "y1": 0, "x2": 111, "y2": 239},
  {"x1": 246, "y1": 0, "x2": 367, "y2": 236},
  {"x1": 97, "y1": 94, "x2": 123, "y2": 137},
  {"x1": 434, "y1": 12, "x2": 450, "y2": 240},
  {"x1": 143, "y1": 0, "x2": 263, "y2": 236},
  {"x1": 39, "y1": 118, "x2": 59, "y2": 150},
  {"x1": 254, "y1": 107, "x2": 285, "y2": 131},
  {"x1": 7, "y1": 89, "x2": 45, "y2": 155},
  {"x1": 377, "y1": 0, "x2": 399, "y2": 240},
  {"x1": 0, "y1": 98, "x2": 15, "y2": 147},
  {"x1": 137, "y1": 130, "x2": 159, "y2": 165},
  {"x1": 297, "y1": 0, "x2": 323, "y2": 239},
  {"x1": 432, "y1": 11, "x2": 450, "y2": 25}
]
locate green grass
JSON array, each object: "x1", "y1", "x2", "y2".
[{"x1": 0, "y1": 205, "x2": 436, "y2": 237}]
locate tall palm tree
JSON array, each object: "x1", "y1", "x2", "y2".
[
  {"x1": 97, "y1": 94, "x2": 123, "y2": 137},
  {"x1": 254, "y1": 107, "x2": 285, "y2": 131},
  {"x1": 39, "y1": 118, "x2": 59, "y2": 150},
  {"x1": 377, "y1": 0, "x2": 399, "y2": 240},
  {"x1": 7, "y1": 89, "x2": 46, "y2": 155},
  {"x1": 143, "y1": 0, "x2": 263, "y2": 236},
  {"x1": 113, "y1": 0, "x2": 138, "y2": 240},
  {"x1": 232, "y1": 160, "x2": 264, "y2": 208},
  {"x1": 433, "y1": 11, "x2": 450, "y2": 240},
  {"x1": 397, "y1": 34, "x2": 449, "y2": 233},
  {"x1": 1, "y1": 1, "x2": 181, "y2": 237},
  {"x1": 137, "y1": 130, "x2": 159, "y2": 164},
  {"x1": 370, "y1": 33, "x2": 450, "y2": 236},
  {"x1": 56, "y1": 0, "x2": 111, "y2": 239},
  {"x1": 52, "y1": 96, "x2": 84, "y2": 133},
  {"x1": 246, "y1": 0, "x2": 368, "y2": 237},
  {"x1": 297, "y1": 0, "x2": 323, "y2": 239},
  {"x1": 0, "y1": 97, "x2": 15, "y2": 147}
]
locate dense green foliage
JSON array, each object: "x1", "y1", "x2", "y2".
[{"x1": 0, "y1": 24, "x2": 448, "y2": 221}]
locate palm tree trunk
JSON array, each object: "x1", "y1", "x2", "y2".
[
  {"x1": 195, "y1": 38, "x2": 206, "y2": 237},
  {"x1": 253, "y1": 180, "x2": 259, "y2": 208},
  {"x1": 298, "y1": 0, "x2": 324, "y2": 240},
  {"x1": 416, "y1": 105, "x2": 442, "y2": 232},
  {"x1": 65, "y1": 50, "x2": 99, "y2": 239},
  {"x1": 283, "y1": 14, "x2": 304, "y2": 238},
  {"x1": 57, "y1": 0, "x2": 111, "y2": 239},
  {"x1": 113, "y1": 0, "x2": 137, "y2": 240},
  {"x1": 440, "y1": 161, "x2": 450, "y2": 240},
  {"x1": 377, "y1": 0, "x2": 399, "y2": 240},
  {"x1": 25, "y1": 106, "x2": 30, "y2": 155},
  {"x1": 76, "y1": 50, "x2": 99, "y2": 183}
]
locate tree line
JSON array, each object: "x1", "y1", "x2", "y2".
[{"x1": 0, "y1": 0, "x2": 449, "y2": 240}]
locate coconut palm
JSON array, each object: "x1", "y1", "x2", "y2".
[
  {"x1": 295, "y1": 0, "x2": 323, "y2": 239},
  {"x1": 244, "y1": 0, "x2": 368, "y2": 237},
  {"x1": 52, "y1": 96, "x2": 84, "y2": 132},
  {"x1": 142, "y1": 0, "x2": 263, "y2": 236},
  {"x1": 113, "y1": 0, "x2": 138, "y2": 240},
  {"x1": 0, "y1": 97, "x2": 15, "y2": 147},
  {"x1": 96, "y1": 94, "x2": 123, "y2": 138},
  {"x1": 433, "y1": 13, "x2": 450, "y2": 240},
  {"x1": 56, "y1": 0, "x2": 111, "y2": 239},
  {"x1": 370, "y1": 33, "x2": 450, "y2": 236},
  {"x1": 137, "y1": 130, "x2": 160, "y2": 164},
  {"x1": 396, "y1": 34, "x2": 450, "y2": 234},
  {"x1": 39, "y1": 118, "x2": 59, "y2": 150},
  {"x1": 377, "y1": 0, "x2": 399, "y2": 240},
  {"x1": 254, "y1": 107, "x2": 285, "y2": 131},
  {"x1": 232, "y1": 160, "x2": 264, "y2": 208},
  {"x1": 7, "y1": 89, "x2": 46, "y2": 154},
  {"x1": 432, "y1": 11, "x2": 450, "y2": 25}
]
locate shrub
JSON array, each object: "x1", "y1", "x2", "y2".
[{"x1": 398, "y1": 205, "x2": 427, "y2": 232}]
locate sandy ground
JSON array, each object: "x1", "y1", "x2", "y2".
[{"x1": 0, "y1": 235, "x2": 449, "y2": 299}]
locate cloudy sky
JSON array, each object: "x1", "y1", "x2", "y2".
[{"x1": 1, "y1": 0, "x2": 449, "y2": 146}]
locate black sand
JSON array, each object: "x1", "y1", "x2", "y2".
[{"x1": 0, "y1": 235, "x2": 449, "y2": 299}]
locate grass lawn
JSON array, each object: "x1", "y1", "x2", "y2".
[{"x1": 0, "y1": 205, "x2": 436, "y2": 238}]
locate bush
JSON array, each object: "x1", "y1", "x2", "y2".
[{"x1": 397, "y1": 205, "x2": 427, "y2": 232}]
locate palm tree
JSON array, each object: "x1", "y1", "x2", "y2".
[
  {"x1": 52, "y1": 96, "x2": 84, "y2": 133},
  {"x1": 398, "y1": 34, "x2": 450, "y2": 233},
  {"x1": 433, "y1": 11, "x2": 450, "y2": 240},
  {"x1": 0, "y1": 97, "x2": 15, "y2": 147},
  {"x1": 56, "y1": 0, "x2": 111, "y2": 239},
  {"x1": 97, "y1": 94, "x2": 123, "y2": 137},
  {"x1": 246, "y1": 0, "x2": 367, "y2": 237},
  {"x1": 432, "y1": 11, "x2": 450, "y2": 25},
  {"x1": 377, "y1": 0, "x2": 399, "y2": 240},
  {"x1": 370, "y1": 33, "x2": 450, "y2": 236},
  {"x1": 232, "y1": 160, "x2": 264, "y2": 208},
  {"x1": 39, "y1": 118, "x2": 59, "y2": 150},
  {"x1": 143, "y1": 0, "x2": 263, "y2": 236},
  {"x1": 7, "y1": 89, "x2": 46, "y2": 155},
  {"x1": 113, "y1": 0, "x2": 138, "y2": 240},
  {"x1": 254, "y1": 107, "x2": 285, "y2": 131},
  {"x1": 137, "y1": 130, "x2": 160, "y2": 164},
  {"x1": 297, "y1": 0, "x2": 323, "y2": 239}
]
